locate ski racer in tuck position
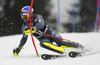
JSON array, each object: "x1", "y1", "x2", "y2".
[{"x1": 13, "y1": 6, "x2": 85, "y2": 57}]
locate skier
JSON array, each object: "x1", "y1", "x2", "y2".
[{"x1": 13, "y1": 6, "x2": 84, "y2": 57}]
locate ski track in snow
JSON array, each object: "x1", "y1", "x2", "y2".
[{"x1": 0, "y1": 33, "x2": 100, "y2": 65}]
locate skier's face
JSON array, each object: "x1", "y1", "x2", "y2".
[
  {"x1": 23, "y1": 18, "x2": 29, "y2": 22},
  {"x1": 21, "y1": 12, "x2": 29, "y2": 22}
]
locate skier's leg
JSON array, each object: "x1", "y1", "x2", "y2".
[
  {"x1": 40, "y1": 39, "x2": 65, "y2": 54},
  {"x1": 48, "y1": 28, "x2": 63, "y2": 46},
  {"x1": 40, "y1": 39, "x2": 53, "y2": 47},
  {"x1": 39, "y1": 39, "x2": 84, "y2": 54},
  {"x1": 49, "y1": 28, "x2": 83, "y2": 49},
  {"x1": 61, "y1": 41, "x2": 84, "y2": 49},
  {"x1": 39, "y1": 28, "x2": 84, "y2": 54},
  {"x1": 60, "y1": 41, "x2": 84, "y2": 54},
  {"x1": 49, "y1": 29, "x2": 84, "y2": 53}
]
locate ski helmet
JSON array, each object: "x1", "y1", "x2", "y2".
[{"x1": 21, "y1": 6, "x2": 34, "y2": 19}]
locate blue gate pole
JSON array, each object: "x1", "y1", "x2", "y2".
[
  {"x1": 57, "y1": 0, "x2": 61, "y2": 33},
  {"x1": 72, "y1": 0, "x2": 75, "y2": 32}
]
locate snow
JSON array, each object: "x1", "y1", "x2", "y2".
[{"x1": 0, "y1": 33, "x2": 100, "y2": 65}]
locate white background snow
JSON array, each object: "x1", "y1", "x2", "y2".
[{"x1": 0, "y1": 33, "x2": 100, "y2": 65}]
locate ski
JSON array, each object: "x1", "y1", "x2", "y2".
[
  {"x1": 41, "y1": 50, "x2": 92, "y2": 60},
  {"x1": 41, "y1": 52, "x2": 81, "y2": 60},
  {"x1": 68, "y1": 51, "x2": 81, "y2": 58},
  {"x1": 41, "y1": 54, "x2": 66, "y2": 60},
  {"x1": 41, "y1": 46, "x2": 92, "y2": 60}
]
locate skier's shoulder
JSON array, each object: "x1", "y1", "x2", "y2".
[
  {"x1": 33, "y1": 14, "x2": 44, "y2": 23},
  {"x1": 33, "y1": 14, "x2": 43, "y2": 19}
]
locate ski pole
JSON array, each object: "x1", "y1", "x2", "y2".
[
  {"x1": 43, "y1": 34, "x2": 76, "y2": 43},
  {"x1": 35, "y1": 31, "x2": 77, "y2": 43},
  {"x1": 44, "y1": 34, "x2": 68, "y2": 41},
  {"x1": 29, "y1": 0, "x2": 39, "y2": 57}
]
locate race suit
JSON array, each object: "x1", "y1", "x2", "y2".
[{"x1": 19, "y1": 14, "x2": 63, "y2": 47}]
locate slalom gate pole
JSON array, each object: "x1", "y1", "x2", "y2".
[
  {"x1": 98, "y1": 0, "x2": 100, "y2": 32},
  {"x1": 29, "y1": 0, "x2": 39, "y2": 57},
  {"x1": 57, "y1": 0, "x2": 61, "y2": 33},
  {"x1": 43, "y1": 34, "x2": 77, "y2": 43},
  {"x1": 72, "y1": 0, "x2": 75, "y2": 32},
  {"x1": 95, "y1": 0, "x2": 99, "y2": 32}
]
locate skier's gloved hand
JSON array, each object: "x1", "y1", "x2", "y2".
[
  {"x1": 24, "y1": 27, "x2": 36, "y2": 35},
  {"x1": 13, "y1": 46, "x2": 22, "y2": 56},
  {"x1": 32, "y1": 26, "x2": 36, "y2": 33}
]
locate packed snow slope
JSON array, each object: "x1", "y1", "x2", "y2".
[{"x1": 0, "y1": 33, "x2": 100, "y2": 65}]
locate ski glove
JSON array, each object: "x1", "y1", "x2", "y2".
[
  {"x1": 24, "y1": 27, "x2": 37, "y2": 35},
  {"x1": 13, "y1": 46, "x2": 22, "y2": 56}
]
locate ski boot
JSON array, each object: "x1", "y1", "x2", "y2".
[
  {"x1": 13, "y1": 46, "x2": 22, "y2": 56},
  {"x1": 61, "y1": 41, "x2": 84, "y2": 57}
]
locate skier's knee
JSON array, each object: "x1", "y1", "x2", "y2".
[
  {"x1": 40, "y1": 42, "x2": 64, "y2": 54},
  {"x1": 40, "y1": 42, "x2": 51, "y2": 47},
  {"x1": 40, "y1": 42, "x2": 53, "y2": 47},
  {"x1": 40, "y1": 39, "x2": 52, "y2": 47},
  {"x1": 61, "y1": 41, "x2": 83, "y2": 49}
]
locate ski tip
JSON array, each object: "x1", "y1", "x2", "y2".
[
  {"x1": 41, "y1": 54, "x2": 48, "y2": 60},
  {"x1": 69, "y1": 52, "x2": 81, "y2": 58}
]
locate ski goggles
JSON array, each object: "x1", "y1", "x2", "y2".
[{"x1": 21, "y1": 12, "x2": 29, "y2": 19}]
